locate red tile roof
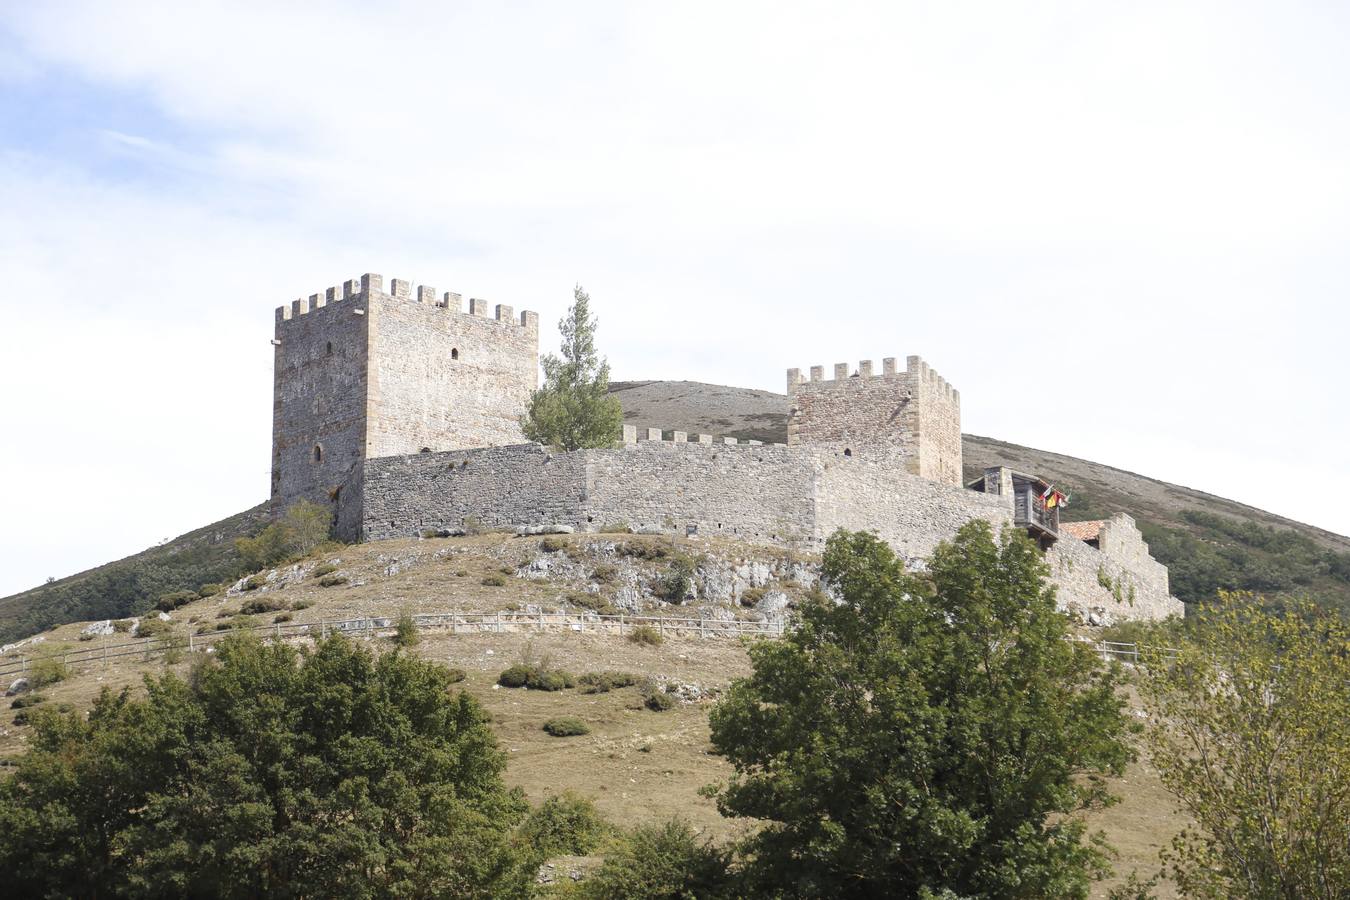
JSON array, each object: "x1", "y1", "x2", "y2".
[{"x1": 1061, "y1": 520, "x2": 1104, "y2": 542}]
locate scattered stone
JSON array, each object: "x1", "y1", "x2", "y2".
[
  {"x1": 6, "y1": 677, "x2": 31, "y2": 696},
  {"x1": 82, "y1": 620, "x2": 115, "y2": 637}
]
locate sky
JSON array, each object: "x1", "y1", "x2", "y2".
[{"x1": 0, "y1": 1, "x2": 1347, "y2": 597}]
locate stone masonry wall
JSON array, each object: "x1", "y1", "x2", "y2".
[
  {"x1": 1045, "y1": 514, "x2": 1181, "y2": 623},
  {"x1": 813, "y1": 447, "x2": 1013, "y2": 562},
  {"x1": 362, "y1": 444, "x2": 587, "y2": 541},
  {"x1": 786, "y1": 355, "x2": 962, "y2": 486},
  {"x1": 365, "y1": 275, "x2": 538, "y2": 458},
  {"x1": 272, "y1": 288, "x2": 370, "y2": 520}
]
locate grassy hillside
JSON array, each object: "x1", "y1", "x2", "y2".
[
  {"x1": 613, "y1": 380, "x2": 1350, "y2": 614},
  {"x1": 0, "y1": 504, "x2": 269, "y2": 645}
]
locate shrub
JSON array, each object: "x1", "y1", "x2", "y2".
[
  {"x1": 196, "y1": 582, "x2": 225, "y2": 598},
  {"x1": 12, "y1": 710, "x2": 31, "y2": 726},
  {"x1": 10, "y1": 694, "x2": 45, "y2": 709},
  {"x1": 78, "y1": 633, "x2": 95, "y2": 642},
  {"x1": 591, "y1": 563, "x2": 619, "y2": 583},
  {"x1": 462, "y1": 515, "x2": 484, "y2": 536},
  {"x1": 290, "y1": 600, "x2": 313, "y2": 611},
  {"x1": 584, "y1": 820, "x2": 733, "y2": 899},
  {"x1": 530, "y1": 671, "x2": 567, "y2": 692},
  {"x1": 29, "y1": 656, "x2": 69, "y2": 689},
  {"x1": 643, "y1": 689, "x2": 675, "y2": 712},
  {"x1": 273, "y1": 613, "x2": 292, "y2": 624},
  {"x1": 498, "y1": 665, "x2": 535, "y2": 688},
  {"x1": 618, "y1": 542, "x2": 669, "y2": 561},
  {"x1": 598, "y1": 522, "x2": 631, "y2": 534},
  {"x1": 156, "y1": 590, "x2": 199, "y2": 612},
  {"x1": 739, "y1": 586, "x2": 768, "y2": 608},
  {"x1": 135, "y1": 617, "x2": 170, "y2": 638},
  {"x1": 455, "y1": 570, "x2": 470, "y2": 578},
  {"x1": 393, "y1": 611, "x2": 419, "y2": 648},
  {"x1": 542, "y1": 717, "x2": 591, "y2": 737},
  {"x1": 216, "y1": 608, "x2": 236, "y2": 619},
  {"x1": 540, "y1": 536, "x2": 567, "y2": 553},
  {"x1": 628, "y1": 625, "x2": 663, "y2": 646},
  {"x1": 566, "y1": 591, "x2": 614, "y2": 614},
  {"x1": 445, "y1": 667, "x2": 467, "y2": 684},
  {"x1": 310, "y1": 563, "x2": 338, "y2": 578},
  {"x1": 481, "y1": 573, "x2": 508, "y2": 587},
  {"x1": 112, "y1": 620, "x2": 132, "y2": 633},
  {"x1": 240, "y1": 597, "x2": 285, "y2": 615},
  {"x1": 242, "y1": 574, "x2": 267, "y2": 592},
  {"x1": 520, "y1": 791, "x2": 606, "y2": 856},
  {"x1": 317, "y1": 574, "x2": 347, "y2": 588},
  {"x1": 654, "y1": 555, "x2": 697, "y2": 601},
  {"x1": 578, "y1": 671, "x2": 639, "y2": 694}
]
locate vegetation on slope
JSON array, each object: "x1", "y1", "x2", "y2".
[{"x1": 0, "y1": 503, "x2": 269, "y2": 645}]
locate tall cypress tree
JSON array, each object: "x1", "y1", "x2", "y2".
[{"x1": 521, "y1": 285, "x2": 624, "y2": 451}]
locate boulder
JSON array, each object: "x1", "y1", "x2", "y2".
[
  {"x1": 6, "y1": 677, "x2": 31, "y2": 696},
  {"x1": 82, "y1": 620, "x2": 115, "y2": 637}
]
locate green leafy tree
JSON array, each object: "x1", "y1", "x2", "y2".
[
  {"x1": 521, "y1": 285, "x2": 624, "y2": 450},
  {"x1": 1136, "y1": 594, "x2": 1350, "y2": 898},
  {"x1": 708, "y1": 523, "x2": 1134, "y2": 899},
  {"x1": 582, "y1": 819, "x2": 735, "y2": 900},
  {"x1": 0, "y1": 634, "x2": 535, "y2": 898},
  {"x1": 235, "y1": 499, "x2": 333, "y2": 572}
]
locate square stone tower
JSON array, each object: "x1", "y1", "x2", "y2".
[
  {"x1": 271, "y1": 273, "x2": 539, "y2": 537},
  {"x1": 785, "y1": 355, "x2": 962, "y2": 486}
]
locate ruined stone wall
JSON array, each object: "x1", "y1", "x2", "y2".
[
  {"x1": 813, "y1": 447, "x2": 1013, "y2": 562},
  {"x1": 362, "y1": 444, "x2": 587, "y2": 541},
  {"x1": 365, "y1": 275, "x2": 538, "y2": 458},
  {"x1": 786, "y1": 355, "x2": 962, "y2": 486},
  {"x1": 1045, "y1": 514, "x2": 1181, "y2": 623},
  {"x1": 271, "y1": 287, "x2": 370, "y2": 520}
]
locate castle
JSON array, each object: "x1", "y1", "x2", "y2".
[{"x1": 272, "y1": 273, "x2": 1182, "y2": 624}]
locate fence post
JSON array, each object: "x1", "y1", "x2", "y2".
[
  {"x1": 188, "y1": 632, "x2": 194, "y2": 654},
  {"x1": 103, "y1": 632, "x2": 108, "y2": 669},
  {"x1": 659, "y1": 619, "x2": 665, "y2": 639}
]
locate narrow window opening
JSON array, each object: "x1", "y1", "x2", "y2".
[
  {"x1": 844, "y1": 448, "x2": 852, "y2": 457},
  {"x1": 451, "y1": 347, "x2": 459, "y2": 360},
  {"x1": 326, "y1": 341, "x2": 333, "y2": 355},
  {"x1": 313, "y1": 445, "x2": 323, "y2": 463}
]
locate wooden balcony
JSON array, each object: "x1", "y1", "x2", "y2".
[{"x1": 969, "y1": 466, "x2": 1060, "y2": 549}]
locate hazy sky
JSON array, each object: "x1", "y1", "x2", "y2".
[{"x1": 1, "y1": 2, "x2": 1347, "y2": 597}]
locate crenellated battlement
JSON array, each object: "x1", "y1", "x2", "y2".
[
  {"x1": 785, "y1": 354, "x2": 957, "y2": 401},
  {"x1": 620, "y1": 425, "x2": 784, "y2": 448},
  {"x1": 275, "y1": 272, "x2": 539, "y2": 332}
]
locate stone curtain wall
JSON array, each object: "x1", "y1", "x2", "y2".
[
  {"x1": 1046, "y1": 514, "x2": 1181, "y2": 624},
  {"x1": 785, "y1": 355, "x2": 963, "y2": 486},
  {"x1": 813, "y1": 447, "x2": 1014, "y2": 562},
  {"x1": 272, "y1": 289, "x2": 370, "y2": 520},
  {"x1": 365, "y1": 275, "x2": 539, "y2": 458},
  {"x1": 584, "y1": 441, "x2": 820, "y2": 542},
  {"x1": 362, "y1": 445, "x2": 587, "y2": 540}
]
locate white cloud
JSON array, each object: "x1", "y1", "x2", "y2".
[{"x1": 0, "y1": 1, "x2": 1347, "y2": 595}]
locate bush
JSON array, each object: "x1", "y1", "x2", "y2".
[
  {"x1": 598, "y1": 522, "x2": 631, "y2": 534},
  {"x1": 393, "y1": 612, "x2": 419, "y2": 648},
  {"x1": 10, "y1": 694, "x2": 45, "y2": 709},
  {"x1": 542, "y1": 717, "x2": 591, "y2": 737},
  {"x1": 196, "y1": 582, "x2": 225, "y2": 598},
  {"x1": 156, "y1": 590, "x2": 199, "y2": 612},
  {"x1": 583, "y1": 820, "x2": 733, "y2": 899},
  {"x1": 520, "y1": 792, "x2": 606, "y2": 857},
  {"x1": 111, "y1": 620, "x2": 132, "y2": 633},
  {"x1": 591, "y1": 563, "x2": 619, "y2": 583},
  {"x1": 445, "y1": 667, "x2": 467, "y2": 684},
  {"x1": 540, "y1": 536, "x2": 567, "y2": 553},
  {"x1": 455, "y1": 570, "x2": 469, "y2": 578},
  {"x1": 654, "y1": 555, "x2": 697, "y2": 601},
  {"x1": 317, "y1": 574, "x2": 347, "y2": 588},
  {"x1": 310, "y1": 563, "x2": 338, "y2": 578},
  {"x1": 481, "y1": 573, "x2": 508, "y2": 587},
  {"x1": 29, "y1": 656, "x2": 69, "y2": 689},
  {"x1": 78, "y1": 633, "x2": 96, "y2": 642},
  {"x1": 617, "y1": 542, "x2": 669, "y2": 561},
  {"x1": 530, "y1": 671, "x2": 567, "y2": 692},
  {"x1": 643, "y1": 689, "x2": 675, "y2": 712},
  {"x1": 12, "y1": 710, "x2": 31, "y2": 726},
  {"x1": 498, "y1": 665, "x2": 534, "y2": 688},
  {"x1": 242, "y1": 574, "x2": 267, "y2": 592},
  {"x1": 273, "y1": 613, "x2": 292, "y2": 624},
  {"x1": 578, "y1": 671, "x2": 639, "y2": 694},
  {"x1": 135, "y1": 617, "x2": 170, "y2": 638},
  {"x1": 628, "y1": 625, "x2": 663, "y2": 646},
  {"x1": 290, "y1": 600, "x2": 313, "y2": 611},
  {"x1": 739, "y1": 586, "x2": 768, "y2": 608},
  {"x1": 240, "y1": 597, "x2": 285, "y2": 615}
]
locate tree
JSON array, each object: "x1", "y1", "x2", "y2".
[
  {"x1": 1136, "y1": 595, "x2": 1350, "y2": 898},
  {"x1": 0, "y1": 634, "x2": 536, "y2": 898},
  {"x1": 582, "y1": 819, "x2": 735, "y2": 900},
  {"x1": 521, "y1": 284, "x2": 624, "y2": 451},
  {"x1": 708, "y1": 523, "x2": 1134, "y2": 899},
  {"x1": 235, "y1": 499, "x2": 333, "y2": 572}
]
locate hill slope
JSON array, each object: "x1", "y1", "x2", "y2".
[
  {"x1": 3, "y1": 380, "x2": 1347, "y2": 643},
  {"x1": 612, "y1": 380, "x2": 1350, "y2": 612}
]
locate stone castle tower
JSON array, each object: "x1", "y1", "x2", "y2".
[
  {"x1": 271, "y1": 273, "x2": 539, "y2": 535},
  {"x1": 786, "y1": 355, "x2": 962, "y2": 486}
]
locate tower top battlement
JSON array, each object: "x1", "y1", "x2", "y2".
[{"x1": 274, "y1": 272, "x2": 539, "y2": 333}]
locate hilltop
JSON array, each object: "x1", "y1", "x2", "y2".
[{"x1": 3, "y1": 380, "x2": 1348, "y2": 646}]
